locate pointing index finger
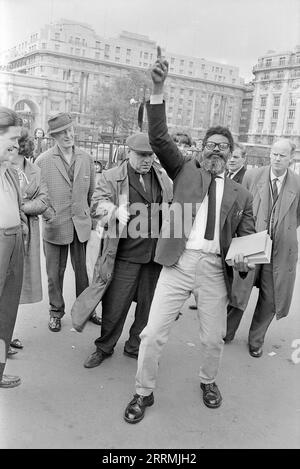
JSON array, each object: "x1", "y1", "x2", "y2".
[{"x1": 157, "y1": 45, "x2": 162, "y2": 59}]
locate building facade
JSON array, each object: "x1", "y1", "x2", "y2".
[
  {"x1": 1, "y1": 19, "x2": 245, "y2": 139},
  {"x1": 248, "y1": 46, "x2": 300, "y2": 147},
  {"x1": 238, "y1": 82, "x2": 254, "y2": 142},
  {"x1": 0, "y1": 70, "x2": 73, "y2": 130}
]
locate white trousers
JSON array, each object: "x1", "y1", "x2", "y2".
[{"x1": 135, "y1": 249, "x2": 228, "y2": 396}]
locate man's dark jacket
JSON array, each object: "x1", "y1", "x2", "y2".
[{"x1": 147, "y1": 101, "x2": 256, "y2": 299}]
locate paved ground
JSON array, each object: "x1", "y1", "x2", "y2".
[{"x1": 0, "y1": 245, "x2": 300, "y2": 449}]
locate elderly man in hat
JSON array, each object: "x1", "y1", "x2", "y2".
[
  {"x1": 37, "y1": 113, "x2": 101, "y2": 332},
  {"x1": 81, "y1": 132, "x2": 173, "y2": 368}
]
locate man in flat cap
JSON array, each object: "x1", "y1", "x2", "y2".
[
  {"x1": 75, "y1": 132, "x2": 172, "y2": 368},
  {"x1": 37, "y1": 113, "x2": 101, "y2": 332}
]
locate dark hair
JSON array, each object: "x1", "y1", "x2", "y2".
[
  {"x1": 0, "y1": 106, "x2": 23, "y2": 133},
  {"x1": 18, "y1": 128, "x2": 34, "y2": 158},
  {"x1": 34, "y1": 127, "x2": 45, "y2": 138},
  {"x1": 172, "y1": 132, "x2": 192, "y2": 147},
  {"x1": 202, "y1": 126, "x2": 234, "y2": 152}
]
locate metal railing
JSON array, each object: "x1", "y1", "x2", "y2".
[{"x1": 37, "y1": 137, "x2": 202, "y2": 169}]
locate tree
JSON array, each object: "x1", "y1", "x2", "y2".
[{"x1": 91, "y1": 70, "x2": 152, "y2": 139}]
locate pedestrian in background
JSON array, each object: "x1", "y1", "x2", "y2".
[
  {"x1": 32, "y1": 127, "x2": 47, "y2": 162},
  {"x1": 37, "y1": 112, "x2": 101, "y2": 332},
  {"x1": 226, "y1": 142, "x2": 247, "y2": 183}
]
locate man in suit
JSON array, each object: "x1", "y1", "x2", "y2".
[
  {"x1": 123, "y1": 49, "x2": 256, "y2": 424},
  {"x1": 0, "y1": 106, "x2": 25, "y2": 388},
  {"x1": 37, "y1": 113, "x2": 101, "y2": 332},
  {"x1": 82, "y1": 133, "x2": 173, "y2": 368},
  {"x1": 226, "y1": 142, "x2": 247, "y2": 183},
  {"x1": 226, "y1": 139, "x2": 300, "y2": 357}
]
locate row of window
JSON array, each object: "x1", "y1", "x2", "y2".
[
  {"x1": 261, "y1": 70, "x2": 285, "y2": 80},
  {"x1": 260, "y1": 95, "x2": 297, "y2": 108},
  {"x1": 261, "y1": 55, "x2": 300, "y2": 67},
  {"x1": 256, "y1": 123, "x2": 295, "y2": 135},
  {"x1": 258, "y1": 108, "x2": 295, "y2": 120}
]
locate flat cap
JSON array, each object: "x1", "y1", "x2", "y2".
[
  {"x1": 47, "y1": 113, "x2": 73, "y2": 135},
  {"x1": 126, "y1": 132, "x2": 153, "y2": 154}
]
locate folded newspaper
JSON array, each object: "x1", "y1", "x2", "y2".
[{"x1": 225, "y1": 230, "x2": 272, "y2": 266}]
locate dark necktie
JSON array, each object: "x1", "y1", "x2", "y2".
[
  {"x1": 227, "y1": 171, "x2": 234, "y2": 179},
  {"x1": 204, "y1": 175, "x2": 220, "y2": 240},
  {"x1": 269, "y1": 178, "x2": 279, "y2": 239},
  {"x1": 272, "y1": 178, "x2": 279, "y2": 203}
]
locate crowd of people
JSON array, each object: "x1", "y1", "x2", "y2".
[{"x1": 0, "y1": 49, "x2": 299, "y2": 428}]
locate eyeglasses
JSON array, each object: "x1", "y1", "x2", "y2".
[{"x1": 205, "y1": 142, "x2": 230, "y2": 151}]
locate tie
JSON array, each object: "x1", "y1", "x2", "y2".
[
  {"x1": 204, "y1": 175, "x2": 219, "y2": 240},
  {"x1": 139, "y1": 174, "x2": 146, "y2": 192},
  {"x1": 269, "y1": 178, "x2": 279, "y2": 239},
  {"x1": 228, "y1": 171, "x2": 234, "y2": 179},
  {"x1": 272, "y1": 178, "x2": 279, "y2": 203}
]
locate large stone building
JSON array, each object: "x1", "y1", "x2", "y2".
[
  {"x1": 248, "y1": 46, "x2": 300, "y2": 147},
  {"x1": 1, "y1": 19, "x2": 245, "y2": 139}
]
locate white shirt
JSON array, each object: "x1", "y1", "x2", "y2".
[
  {"x1": 270, "y1": 169, "x2": 286, "y2": 197},
  {"x1": 186, "y1": 174, "x2": 225, "y2": 253}
]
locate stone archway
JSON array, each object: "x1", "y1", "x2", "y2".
[{"x1": 13, "y1": 99, "x2": 40, "y2": 131}]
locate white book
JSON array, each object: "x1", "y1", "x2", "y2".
[{"x1": 225, "y1": 230, "x2": 272, "y2": 266}]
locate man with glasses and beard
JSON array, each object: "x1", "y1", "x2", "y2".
[{"x1": 123, "y1": 48, "x2": 256, "y2": 424}]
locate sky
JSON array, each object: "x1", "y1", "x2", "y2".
[{"x1": 0, "y1": 0, "x2": 299, "y2": 81}]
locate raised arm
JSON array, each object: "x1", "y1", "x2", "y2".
[{"x1": 146, "y1": 46, "x2": 185, "y2": 180}]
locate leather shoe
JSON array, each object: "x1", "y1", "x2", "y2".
[
  {"x1": 84, "y1": 349, "x2": 112, "y2": 368},
  {"x1": 249, "y1": 345, "x2": 263, "y2": 358},
  {"x1": 48, "y1": 317, "x2": 61, "y2": 332},
  {"x1": 0, "y1": 374, "x2": 21, "y2": 388},
  {"x1": 89, "y1": 312, "x2": 102, "y2": 326},
  {"x1": 123, "y1": 349, "x2": 138, "y2": 359},
  {"x1": 224, "y1": 336, "x2": 233, "y2": 344},
  {"x1": 10, "y1": 339, "x2": 23, "y2": 349},
  {"x1": 124, "y1": 393, "x2": 154, "y2": 424},
  {"x1": 7, "y1": 346, "x2": 18, "y2": 357},
  {"x1": 200, "y1": 382, "x2": 222, "y2": 408}
]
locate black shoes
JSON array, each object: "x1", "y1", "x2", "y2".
[
  {"x1": 200, "y1": 382, "x2": 222, "y2": 408},
  {"x1": 124, "y1": 393, "x2": 154, "y2": 423},
  {"x1": 89, "y1": 312, "x2": 102, "y2": 326},
  {"x1": 224, "y1": 336, "x2": 233, "y2": 344},
  {"x1": 48, "y1": 317, "x2": 61, "y2": 332},
  {"x1": 84, "y1": 349, "x2": 112, "y2": 368},
  {"x1": 249, "y1": 345, "x2": 263, "y2": 358},
  {"x1": 10, "y1": 339, "x2": 23, "y2": 349},
  {"x1": 123, "y1": 349, "x2": 138, "y2": 359}
]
